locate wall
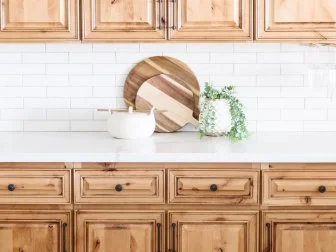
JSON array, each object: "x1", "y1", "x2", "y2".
[{"x1": 0, "y1": 43, "x2": 335, "y2": 132}]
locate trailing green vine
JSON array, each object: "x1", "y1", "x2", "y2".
[{"x1": 199, "y1": 82, "x2": 249, "y2": 141}]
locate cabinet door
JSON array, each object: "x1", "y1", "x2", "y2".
[
  {"x1": 83, "y1": 0, "x2": 167, "y2": 41},
  {"x1": 0, "y1": 210, "x2": 71, "y2": 252},
  {"x1": 263, "y1": 211, "x2": 336, "y2": 252},
  {"x1": 76, "y1": 210, "x2": 165, "y2": 252},
  {"x1": 168, "y1": 0, "x2": 252, "y2": 41},
  {"x1": 169, "y1": 211, "x2": 258, "y2": 252},
  {"x1": 256, "y1": 0, "x2": 336, "y2": 41},
  {"x1": 0, "y1": 0, "x2": 78, "y2": 40}
]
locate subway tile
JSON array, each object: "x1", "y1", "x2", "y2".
[
  {"x1": 0, "y1": 64, "x2": 45, "y2": 75},
  {"x1": 140, "y1": 43, "x2": 186, "y2": 52},
  {"x1": 0, "y1": 53, "x2": 21, "y2": 63},
  {"x1": 282, "y1": 109, "x2": 327, "y2": 121},
  {"x1": 46, "y1": 64, "x2": 92, "y2": 75},
  {"x1": 0, "y1": 87, "x2": 46, "y2": 97},
  {"x1": 257, "y1": 53, "x2": 304, "y2": 63},
  {"x1": 0, "y1": 98, "x2": 23, "y2": 109},
  {"x1": 304, "y1": 121, "x2": 336, "y2": 131},
  {"x1": 23, "y1": 53, "x2": 68, "y2": 63},
  {"x1": 257, "y1": 121, "x2": 303, "y2": 132},
  {"x1": 258, "y1": 98, "x2": 304, "y2": 109},
  {"x1": 24, "y1": 121, "x2": 70, "y2": 131},
  {"x1": 24, "y1": 98, "x2": 71, "y2": 109},
  {"x1": 47, "y1": 87, "x2": 92, "y2": 97},
  {"x1": 305, "y1": 98, "x2": 336, "y2": 109},
  {"x1": 69, "y1": 75, "x2": 115, "y2": 86},
  {"x1": 47, "y1": 109, "x2": 93, "y2": 120},
  {"x1": 0, "y1": 75, "x2": 22, "y2": 86},
  {"x1": 0, "y1": 44, "x2": 45, "y2": 52},
  {"x1": 46, "y1": 43, "x2": 92, "y2": 52},
  {"x1": 1, "y1": 109, "x2": 46, "y2": 120},
  {"x1": 234, "y1": 43, "x2": 281, "y2": 52},
  {"x1": 23, "y1": 75, "x2": 69, "y2": 86},
  {"x1": 210, "y1": 75, "x2": 256, "y2": 86},
  {"x1": 187, "y1": 43, "x2": 234, "y2": 52},
  {"x1": 93, "y1": 44, "x2": 139, "y2": 52},
  {"x1": 116, "y1": 52, "x2": 161, "y2": 63},
  {"x1": 281, "y1": 87, "x2": 328, "y2": 98},
  {"x1": 211, "y1": 53, "x2": 256, "y2": 63},
  {"x1": 234, "y1": 64, "x2": 280, "y2": 75},
  {"x1": 71, "y1": 121, "x2": 107, "y2": 131},
  {"x1": 236, "y1": 87, "x2": 281, "y2": 97},
  {"x1": 189, "y1": 64, "x2": 233, "y2": 75},
  {"x1": 164, "y1": 53, "x2": 210, "y2": 63},
  {"x1": 246, "y1": 109, "x2": 281, "y2": 121},
  {"x1": 69, "y1": 53, "x2": 116, "y2": 63},
  {"x1": 71, "y1": 98, "x2": 117, "y2": 109},
  {"x1": 257, "y1": 75, "x2": 303, "y2": 87},
  {"x1": 93, "y1": 64, "x2": 134, "y2": 75}
]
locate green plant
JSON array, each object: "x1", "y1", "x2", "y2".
[{"x1": 199, "y1": 82, "x2": 249, "y2": 141}]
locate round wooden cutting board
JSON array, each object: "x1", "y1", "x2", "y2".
[
  {"x1": 124, "y1": 56, "x2": 200, "y2": 119},
  {"x1": 135, "y1": 74, "x2": 198, "y2": 133}
]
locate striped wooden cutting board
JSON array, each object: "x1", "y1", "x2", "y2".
[{"x1": 135, "y1": 74, "x2": 198, "y2": 133}]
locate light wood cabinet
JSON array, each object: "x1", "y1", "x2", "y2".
[
  {"x1": 0, "y1": 210, "x2": 71, "y2": 252},
  {"x1": 168, "y1": 169, "x2": 259, "y2": 204},
  {"x1": 168, "y1": 0, "x2": 253, "y2": 41},
  {"x1": 256, "y1": 0, "x2": 336, "y2": 42},
  {"x1": 76, "y1": 210, "x2": 165, "y2": 252},
  {"x1": 0, "y1": 0, "x2": 79, "y2": 41},
  {"x1": 74, "y1": 168, "x2": 165, "y2": 204},
  {"x1": 262, "y1": 211, "x2": 336, "y2": 252},
  {"x1": 169, "y1": 211, "x2": 258, "y2": 252},
  {"x1": 82, "y1": 0, "x2": 167, "y2": 41}
]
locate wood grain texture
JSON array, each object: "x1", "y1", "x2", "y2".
[
  {"x1": 136, "y1": 74, "x2": 198, "y2": 133},
  {"x1": 256, "y1": 0, "x2": 336, "y2": 42},
  {"x1": 124, "y1": 56, "x2": 200, "y2": 119},
  {"x1": 263, "y1": 170, "x2": 336, "y2": 206},
  {"x1": 262, "y1": 211, "x2": 336, "y2": 252},
  {"x1": 169, "y1": 0, "x2": 253, "y2": 41},
  {"x1": 0, "y1": 169, "x2": 71, "y2": 204},
  {"x1": 0, "y1": 0, "x2": 79, "y2": 41},
  {"x1": 169, "y1": 211, "x2": 258, "y2": 252},
  {"x1": 76, "y1": 210, "x2": 164, "y2": 252},
  {"x1": 169, "y1": 169, "x2": 259, "y2": 205},
  {"x1": 74, "y1": 169, "x2": 165, "y2": 204},
  {"x1": 0, "y1": 210, "x2": 71, "y2": 252},
  {"x1": 82, "y1": 0, "x2": 166, "y2": 41}
]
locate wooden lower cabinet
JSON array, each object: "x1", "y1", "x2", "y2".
[
  {"x1": 262, "y1": 211, "x2": 336, "y2": 252},
  {"x1": 0, "y1": 210, "x2": 71, "y2": 252},
  {"x1": 169, "y1": 211, "x2": 259, "y2": 252},
  {"x1": 76, "y1": 210, "x2": 164, "y2": 252}
]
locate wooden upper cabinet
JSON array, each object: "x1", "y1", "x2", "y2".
[
  {"x1": 0, "y1": 210, "x2": 71, "y2": 252},
  {"x1": 263, "y1": 211, "x2": 336, "y2": 252},
  {"x1": 83, "y1": 0, "x2": 167, "y2": 41},
  {"x1": 256, "y1": 0, "x2": 336, "y2": 42},
  {"x1": 168, "y1": 0, "x2": 253, "y2": 41},
  {"x1": 169, "y1": 211, "x2": 258, "y2": 252},
  {"x1": 0, "y1": 0, "x2": 79, "y2": 40},
  {"x1": 76, "y1": 210, "x2": 164, "y2": 252}
]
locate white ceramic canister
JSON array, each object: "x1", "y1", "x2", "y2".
[
  {"x1": 199, "y1": 98, "x2": 232, "y2": 136},
  {"x1": 107, "y1": 107, "x2": 156, "y2": 139}
]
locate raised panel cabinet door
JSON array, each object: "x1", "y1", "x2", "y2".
[
  {"x1": 0, "y1": 210, "x2": 71, "y2": 252},
  {"x1": 263, "y1": 211, "x2": 336, "y2": 252},
  {"x1": 168, "y1": 0, "x2": 252, "y2": 41},
  {"x1": 76, "y1": 210, "x2": 165, "y2": 252},
  {"x1": 83, "y1": 0, "x2": 167, "y2": 41},
  {"x1": 168, "y1": 211, "x2": 258, "y2": 252},
  {"x1": 256, "y1": 0, "x2": 336, "y2": 41},
  {"x1": 0, "y1": 0, "x2": 79, "y2": 40}
]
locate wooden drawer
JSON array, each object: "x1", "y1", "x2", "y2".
[
  {"x1": 263, "y1": 170, "x2": 336, "y2": 206},
  {"x1": 74, "y1": 169, "x2": 165, "y2": 204},
  {"x1": 168, "y1": 169, "x2": 259, "y2": 204},
  {"x1": 0, "y1": 169, "x2": 71, "y2": 204}
]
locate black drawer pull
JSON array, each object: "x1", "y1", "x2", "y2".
[
  {"x1": 266, "y1": 223, "x2": 271, "y2": 252},
  {"x1": 8, "y1": 184, "x2": 16, "y2": 192},
  {"x1": 63, "y1": 223, "x2": 67, "y2": 252},
  {"x1": 157, "y1": 223, "x2": 161, "y2": 252},
  {"x1": 210, "y1": 184, "x2": 218, "y2": 192},
  {"x1": 115, "y1": 184, "x2": 123, "y2": 192},
  {"x1": 318, "y1": 185, "x2": 327, "y2": 193}
]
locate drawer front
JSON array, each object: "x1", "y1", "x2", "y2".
[
  {"x1": 168, "y1": 169, "x2": 259, "y2": 204},
  {"x1": 0, "y1": 169, "x2": 71, "y2": 204},
  {"x1": 74, "y1": 169, "x2": 165, "y2": 204},
  {"x1": 263, "y1": 170, "x2": 336, "y2": 206}
]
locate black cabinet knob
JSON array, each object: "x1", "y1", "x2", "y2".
[
  {"x1": 8, "y1": 184, "x2": 16, "y2": 192},
  {"x1": 115, "y1": 184, "x2": 123, "y2": 192},
  {"x1": 210, "y1": 184, "x2": 218, "y2": 192},
  {"x1": 318, "y1": 185, "x2": 327, "y2": 193}
]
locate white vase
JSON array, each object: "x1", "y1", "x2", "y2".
[{"x1": 199, "y1": 98, "x2": 232, "y2": 136}]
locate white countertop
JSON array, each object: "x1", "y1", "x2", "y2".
[{"x1": 0, "y1": 131, "x2": 335, "y2": 163}]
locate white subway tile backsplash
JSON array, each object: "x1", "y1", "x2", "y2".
[
  {"x1": 211, "y1": 53, "x2": 256, "y2": 63},
  {"x1": 0, "y1": 42, "x2": 336, "y2": 132},
  {"x1": 257, "y1": 76, "x2": 303, "y2": 87},
  {"x1": 1, "y1": 109, "x2": 46, "y2": 120},
  {"x1": 22, "y1": 53, "x2": 68, "y2": 63},
  {"x1": 0, "y1": 76, "x2": 22, "y2": 86},
  {"x1": 234, "y1": 64, "x2": 280, "y2": 75},
  {"x1": 24, "y1": 121, "x2": 70, "y2": 131},
  {"x1": 257, "y1": 53, "x2": 304, "y2": 63},
  {"x1": 140, "y1": 44, "x2": 186, "y2": 52},
  {"x1": 46, "y1": 64, "x2": 92, "y2": 75},
  {"x1": 0, "y1": 53, "x2": 22, "y2": 63},
  {"x1": 46, "y1": 43, "x2": 92, "y2": 52},
  {"x1": 69, "y1": 53, "x2": 116, "y2": 63}
]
